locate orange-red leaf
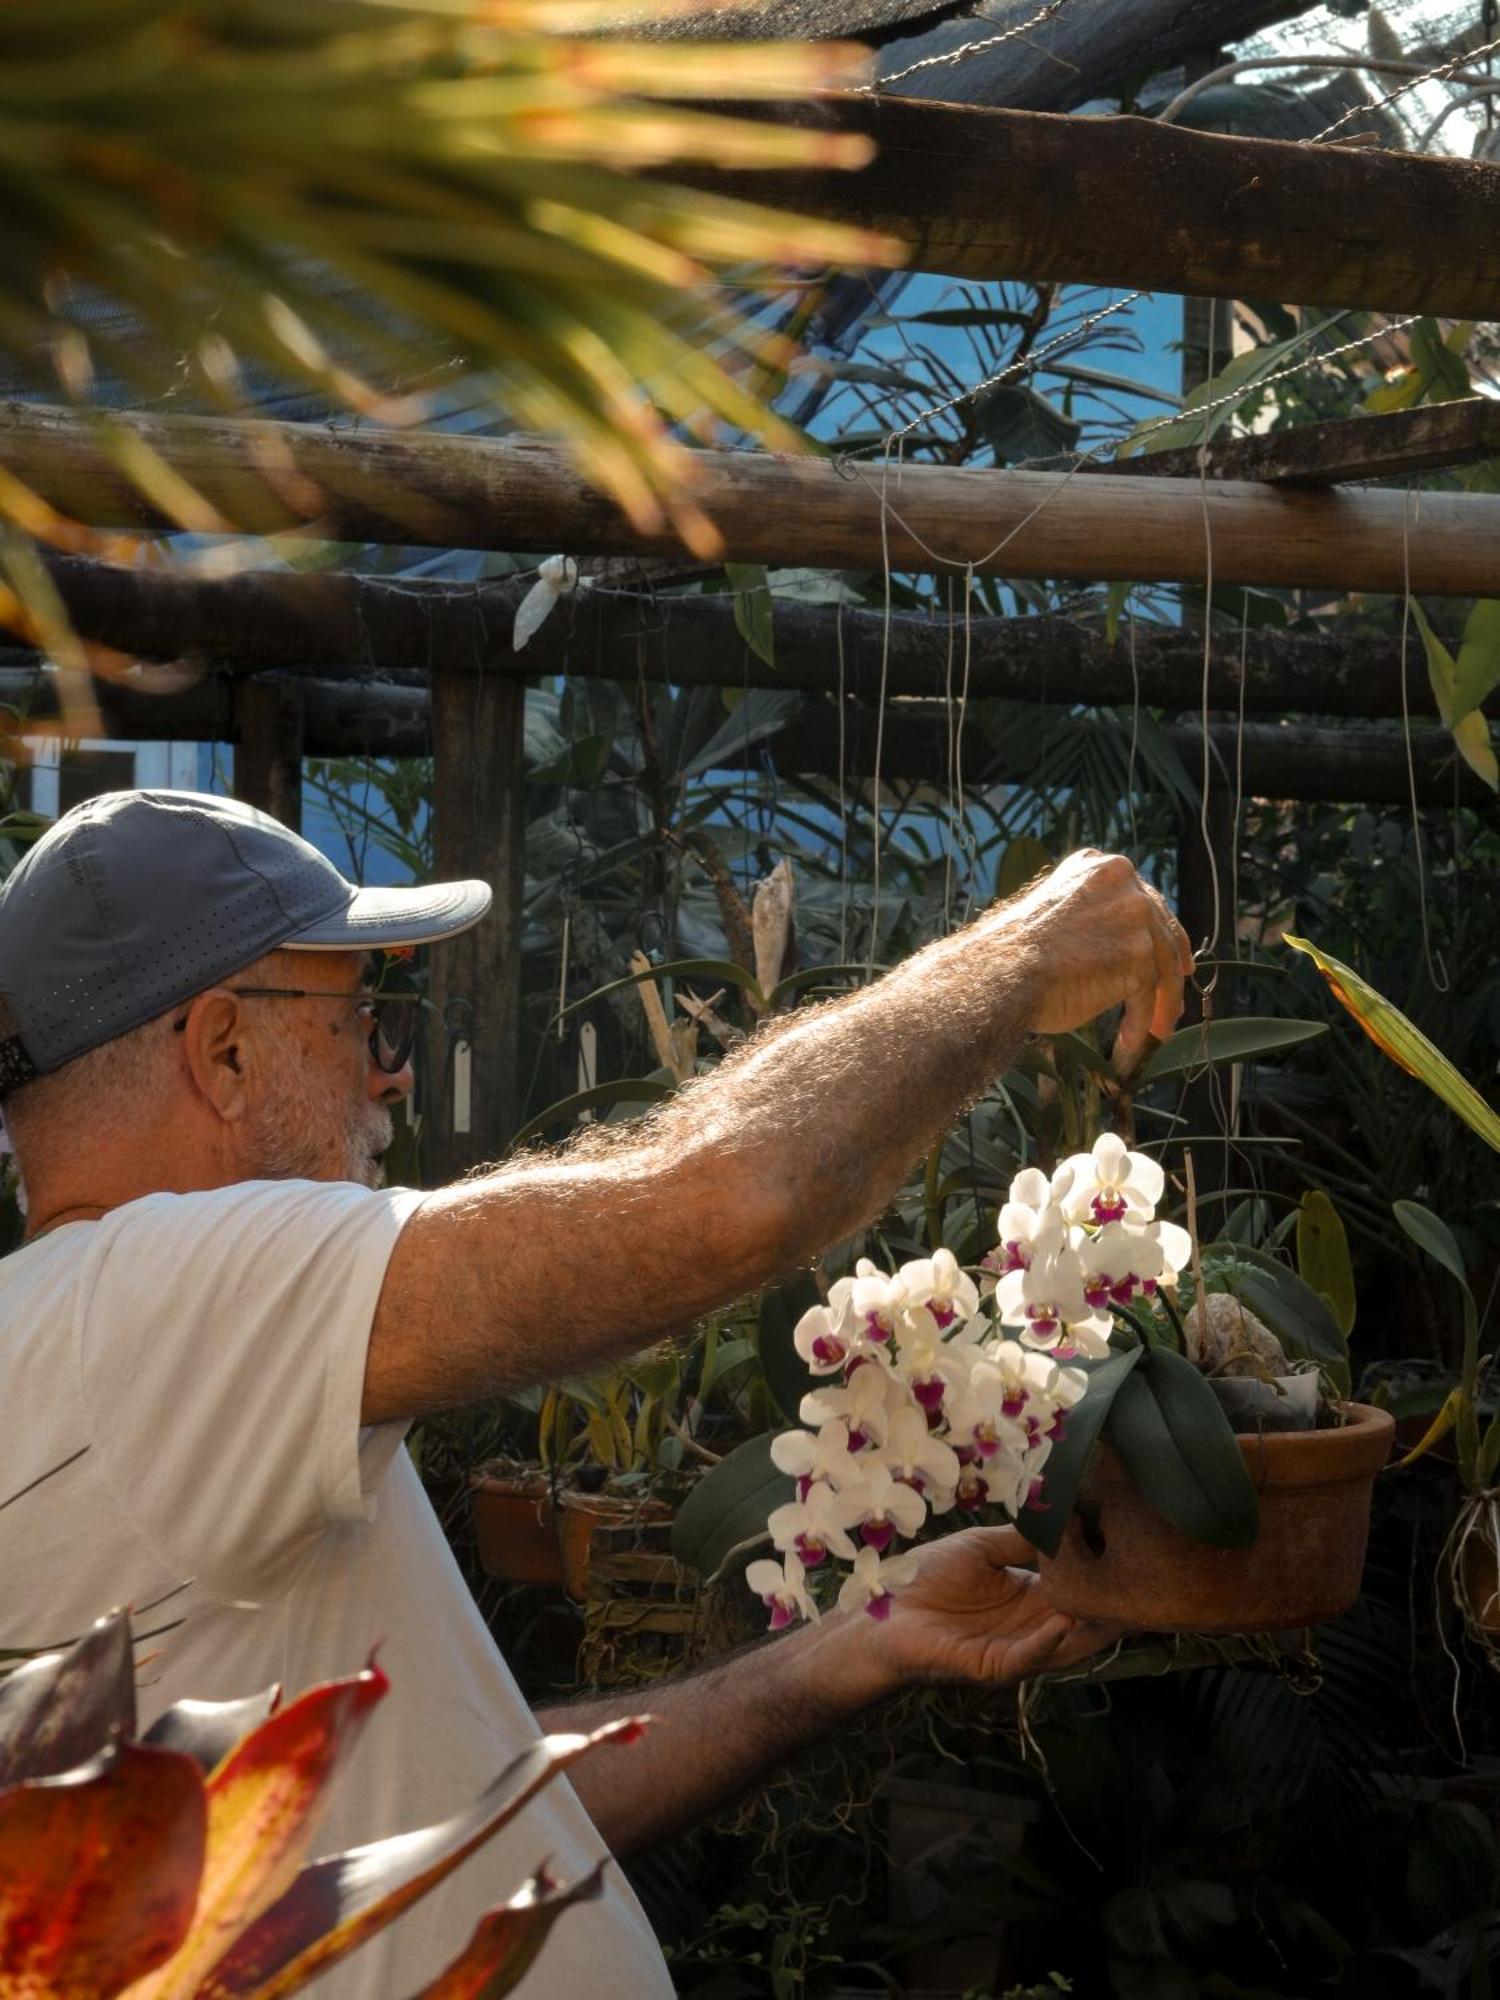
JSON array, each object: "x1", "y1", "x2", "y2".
[
  {"x1": 0, "y1": 1742, "x2": 207, "y2": 1996},
  {"x1": 202, "y1": 1717, "x2": 649, "y2": 2000},
  {"x1": 0, "y1": 1607, "x2": 136, "y2": 1787},
  {"x1": 410, "y1": 1862, "x2": 608, "y2": 1999},
  {"x1": 126, "y1": 1662, "x2": 388, "y2": 2000}
]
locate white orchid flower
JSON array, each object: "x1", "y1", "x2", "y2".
[
  {"x1": 767, "y1": 1478, "x2": 864, "y2": 1567},
  {"x1": 770, "y1": 1418, "x2": 864, "y2": 1490},
  {"x1": 745, "y1": 1550, "x2": 818, "y2": 1630},
  {"x1": 799, "y1": 1360, "x2": 899, "y2": 1450},
  {"x1": 793, "y1": 1301, "x2": 853, "y2": 1375},
  {"x1": 837, "y1": 1544, "x2": 922, "y2": 1621},
  {"x1": 987, "y1": 1186, "x2": 1069, "y2": 1285},
  {"x1": 843, "y1": 1455, "x2": 927, "y2": 1552},
  {"x1": 898, "y1": 1248, "x2": 979, "y2": 1330},
  {"x1": 881, "y1": 1404, "x2": 962, "y2": 1504},
  {"x1": 1057, "y1": 1132, "x2": 1165, "y2": 1228},
  {"x1": 1154, "y1": 1218, "x2": 1192, "y2": 1282},
  {"x1": 995, "y1": 1232, "x2": 1109, "y2": 1353},
  {"x1": 1078, "y1": 1220, "x2": 1169, "y2": 1311}
]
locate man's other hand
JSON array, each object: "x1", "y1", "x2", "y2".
[{"x1": 868, "y1": 1525, "x2": 1125, "y2": 1687}]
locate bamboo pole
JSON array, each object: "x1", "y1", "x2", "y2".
[
  {"x1": 675, "y1": 96, "x2": 1500, "y2": 318},
  {"x1": 5, "y1": 407, "x2": 1499, "y2": 593},
  {"x1": 32, "y1": 556, "x2": 1435, "y2": 717}
]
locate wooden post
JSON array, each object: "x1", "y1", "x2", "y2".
[
  {"x1": 232, "y1": 673, "x2": 304, "y2": 831},
  {"x1": 425, "y1": 662, "x2": 527, "y2": 1184}
]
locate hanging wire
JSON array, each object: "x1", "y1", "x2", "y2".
[
  {"x1": 869, "y1": 0, "x2": 1073, "y2": 92},
  {"x1": 1398, "y1": 483, "x2": 1451, "y2": 994},
  {"x1": 1307, "y1": 27, "x2": 1500, "y2": 142}
]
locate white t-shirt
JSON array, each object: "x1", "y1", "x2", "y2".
[{"x1": 0, "y1": 1179, "x2": 673, "y2": 1999}]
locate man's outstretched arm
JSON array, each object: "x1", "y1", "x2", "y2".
[
  {"x1": 535, "y1": 1526, "x2": 1115, "y2": 1858},
  {"x1": 366, "y1": 851, "x2": 1192, "y2": 1420}
]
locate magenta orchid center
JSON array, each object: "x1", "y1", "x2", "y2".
[{"x1": 1091, "y1": 1190, "x2": 1129, "y2": 1224}]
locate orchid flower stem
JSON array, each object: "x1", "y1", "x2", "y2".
[
  {"x1": 1109, "y1": 1303, "x2": 1158, "y2": 1350},
  {"x1": 1156, "y1": 1287, "x2": 1191, "y2": 1357}
]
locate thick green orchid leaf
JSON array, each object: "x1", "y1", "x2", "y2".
[
  {"x1": 143, "y1": 1690, "x2": 283, "y2": 1778},
  {"x1": 204, "y1": 1719, "x2": 648, "y2": 2000},
  {"x1": 1394, "y1": 1200, "x2": 1482, "y2": 1486},
  {"x1": 1018, "y1": 1346, "x2": 1145, "y2": 1558},
  {"x1": 410, "y1": 1862, "x2": 607, "y2": 1999},
  {"x1": 0, "y1": 1741, "x2": 207, "y2": 1993},
  {"x1": 1107, "y1": 1348, "x2": 1260, "y2": 1550},
  {"x1": 1135, "y1": 1016, "x2": 1326, "y2": 1084},
  {"x1": 0, "y1": 1605, "x2": 136, "y2": 1786},
  {"x1": 1286, "y1": 936, "x2": 1500, "y2": 1153},
  {"x1": 130, "y1": 1662, "x2": 390, "y2": 2000},
  {"x1": 1296, "y1": 1190, "x2": 1356, "y2": 1340},
  {"x1": 670, "y1": 1431, "x2": 792, "y2": 1581}
]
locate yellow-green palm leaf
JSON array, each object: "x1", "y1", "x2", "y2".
[{"x1": 1284, "y1": 934, "x2": 1500, "y2": 1152}]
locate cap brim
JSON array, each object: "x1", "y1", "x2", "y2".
[{"x1": 281, "y1": 878, "x2": 492, "y2": 951}]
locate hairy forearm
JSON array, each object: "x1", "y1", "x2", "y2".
[
  {"x1": 369, "y1": 906, "x2": 1042, "y2": 1417},
  {"x1": 535, "y1": 1611, "x2": 898, "y2": 1858}
]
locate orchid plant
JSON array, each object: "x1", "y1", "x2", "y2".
[{"x1": 748, "y1": 1134, "x2": 1196, "y2": 1627}]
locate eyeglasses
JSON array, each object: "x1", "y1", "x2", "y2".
[{"x1": 174, "y1": 986, "x2": 421, "y2": 1074}]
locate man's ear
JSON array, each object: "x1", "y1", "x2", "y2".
[{"x1": 179, "y1": 989, "x2": 253, "y2": 1123}]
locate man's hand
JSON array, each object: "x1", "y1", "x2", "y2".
[
  {"x1": 994, "y1": 850, "x2": 1195, "y2": 1073},
  {"x1": 864, "y1": 1525, "x2": 1123, "y2": 1688}
]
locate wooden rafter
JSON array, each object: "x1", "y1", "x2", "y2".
[
  {"x1": 673, "y1": 96, "x2": 1500, "y2": 318},
  {"x1": 31, "y1": 556, "x2": 1435, "y2": 719},
  {"x1": 5, "y1": 407, "x2": 1499, "y2": 593},
  {"x1": 0, "y1": 662, "x2": 1481, "y2": 807},
  {"x1": 1100, "y1": 399, "x2": 1500, "y2": 486}
]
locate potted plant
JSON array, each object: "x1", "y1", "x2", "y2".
[{"x1": 735, "y1": 1132, "x2": 1391, "y2": 1637}]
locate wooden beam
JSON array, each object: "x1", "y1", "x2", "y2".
[
  {"x1": 425, "y1": 665, "x2": 527, "y2": 1180},
  {"x1": 673, "y1": 97, "x2": 1500, "y2": 319},
  {"x1": 7, "y1": 408, "x2": 1500, "y2": 595},
  {"x1": 1100, "y1": 399, "x2": 1500, "y2": 486},
  {"x1": 0, "y1": 663, "x2": 1485, "y2": 809},
  {"x1": 231, "y1": 674, "x2": 304, "y2": 832},
  {"x1": 19, "y1": 557, "x2": 1447, "y2": 718}
]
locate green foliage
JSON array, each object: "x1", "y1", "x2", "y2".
[
  {"x1": 1018, "y1": 1346, "x2": 1144, "y2": 1558},
  {"x1": 669, "y1": 1433, "x2": 791, "y2": 1582}
]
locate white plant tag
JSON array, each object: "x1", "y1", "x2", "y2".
[{"x1": 453, "y1": 1037, "x2": 472, "y2": 1134}]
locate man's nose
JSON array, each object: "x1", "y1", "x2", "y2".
[{"x1": 370, "y1": 1054, "x2": 415, "y2": 1105}]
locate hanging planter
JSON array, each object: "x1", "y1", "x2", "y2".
[{"x1": 1033, "y1": 1401, "x2": 1394, "y2": 1633}]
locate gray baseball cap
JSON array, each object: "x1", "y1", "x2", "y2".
[{"x1": 0, "y1": 789, "x2": 491, "y2": 1092}]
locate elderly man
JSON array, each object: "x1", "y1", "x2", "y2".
[{"x1": 0, "y1": 788, "x2": 1190, "y2": 1995}]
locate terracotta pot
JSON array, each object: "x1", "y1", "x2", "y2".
[
  {"x1": 469, "y1": 1469, "x2": 565, "y2": 1587},
  {"x1": 1035, "y1": 1402, "x2": 1395, "y2": 1634}
]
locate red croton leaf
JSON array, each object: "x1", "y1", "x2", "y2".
[
  {"x1": 200, "y1": 1716, "x2": 650, "y2": 2000},
  {"x1": 127, "y1": 1661, "x2": 389, "y2": 2000},
  {"x1": 0, "y1": 1741, "x2": 207, "y2": 1995},
  {"x1": 0, "y1": 1607, "x2": 136, "y2": 1786},
  {"x1": 410, "y1": 1861, "x2": 608, "y2": 1999}
]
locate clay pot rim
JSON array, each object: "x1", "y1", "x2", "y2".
[{"x1": 1090, "y1": 1399, "x2": 1394, "y2": 1495}]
